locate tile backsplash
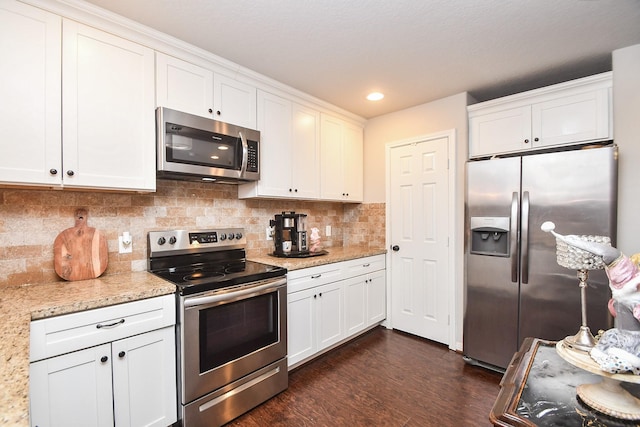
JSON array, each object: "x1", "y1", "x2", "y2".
[{"x1": 0, "y1": 181, "x2": 385, "y2": 288}]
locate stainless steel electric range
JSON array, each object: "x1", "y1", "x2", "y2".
[{"x1": 148, "y1": 228, "x2": 288, "y2": 427}]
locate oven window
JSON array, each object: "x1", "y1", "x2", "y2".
[{"x1": 199, "y1": 292, "x2": 278, "y2": 373}]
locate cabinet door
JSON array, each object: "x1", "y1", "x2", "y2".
[
  {"x1": 213, "y1": 73, "x2": 257, "y2": 129},
  {"x1": 366, "y1": 270, "x2": 387, "y2": 326},
  {"x1": 469, "y1": 106, "x2": 531, "y2": 157},
  {"x1": 344, "y1": 276, "x2": 367, "y2": 336},
  {"x1": 287, "y1": 288, "x2": 316, "y2": 367},
  {"x1": 62, "y1": 20, "x2": 155, "y2": 191},
  {"x1": 254, "y1": 90, "x2": 292, "y2": 197},
  {"x1": 0, "y1": 1, "x2": 61, "y2": 186},
  {"x1": 291, "y1": 103, "x2": 320, "y2": 199},
  {"x1": 30, "y1": 344, "x2": 113, "y2": 427},
  {"x1": 532, "y1": 88, "x2": 610, "y2": 148},
  {"x1": 320, "y1": 114, "x2": 345, "y2": 200},
  {"x1": 342, "y1": 121, "x2": 363, "y2": 201},
  {"x1": 112, "y1": 327, "x2": 177, "y2": 427},
  {"x1": 315, "y1": 282, "x2": 344, "y2": 351},
  {"x1": 156, "y1": 52, "x2": 214, "y2": 118}
]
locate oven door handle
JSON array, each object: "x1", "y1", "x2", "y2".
[{"x1": 184, "y1": 277, "x2": 286, "y2": 308}]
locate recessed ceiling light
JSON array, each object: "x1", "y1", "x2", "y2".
[{"x1": 367, "y1": 92, "x2": 384, "y2": 101}]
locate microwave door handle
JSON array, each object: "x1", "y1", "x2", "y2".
[{"x1": 239, "y1": 131, "x2": 248, "y2": 175}]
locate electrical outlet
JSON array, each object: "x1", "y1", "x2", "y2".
[
  {"x1": 118, "y1": 232, "x2": 132, "y2": 254},
  {"x1": 325, "y1": 225, "x2": 332, "y2": 237},
  {"x1": 266, "y1": 226, "x2": 274, "y2": 240}
]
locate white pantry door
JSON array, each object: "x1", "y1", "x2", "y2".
[{"x1": 389, "y1": 136, "x2": 450, "y2": 344}]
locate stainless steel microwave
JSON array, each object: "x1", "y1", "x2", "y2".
[{"x1": 156, "y1": 107, "x2": 260, "y2": 183}]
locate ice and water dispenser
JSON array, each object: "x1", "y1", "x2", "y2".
[{"x1": 470, "y1": 217, "x2": 510, "y2": 256}]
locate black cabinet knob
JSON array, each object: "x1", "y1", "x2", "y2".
[
  {"x1": 118, "y1": 351, "x2": 126, "y2": 358},
  {"x1": 392, "y1": 245, "x2": 400, "y2": 252},
  {"x1": 208, "y1": 108, "x2": 213, "y2": 113},
  {"x1": 49, "y1": 169, "x2": 58, "y2": 175},
  {"x1": 216, "y1": 110, "x2": 221, "y2": 115},
  {"x1": 534, "y1": 137, "x2": 539, "y2": 142},
  {"x1": 66, "y1": 170, "x2": 75, "y2": 176},
  {"x1": 100, "y1": 356, "x2": 108, "y2": 363}
]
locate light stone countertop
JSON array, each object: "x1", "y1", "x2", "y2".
[
  {"x1": 0, "y1": 247, "x2": 385, "y2": 426},
  {"x1": 0, "y1": 272, "x2": 176, "y2": 427},
  {"x1": 249, "y1": 246, "x2": 387, "y2": 271}
]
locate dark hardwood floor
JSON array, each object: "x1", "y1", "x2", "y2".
[{"x1": 228, "y1": 327, "x2": 503, "y2": 427}]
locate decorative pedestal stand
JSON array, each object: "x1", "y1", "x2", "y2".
[
  {"x1": 563, "y1": 269, "x2": 598, "y2": 352},
  {"x1": 557, "y1": 341, "x2": 640, "y2": 420}
]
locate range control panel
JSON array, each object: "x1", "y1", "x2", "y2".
[{"x1": 148, "y1": 228, "x2": 246, "y2": 256}]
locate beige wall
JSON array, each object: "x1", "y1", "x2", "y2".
[
  {"x1": 0, "y1": 182, "x2": 384, "y2": 288},
  {"x1": 363, "y1": 92, "x2": 471, "y2": 350},
  {"x1": 613, "y1": 44, "x2": 640, "y2": 254}
]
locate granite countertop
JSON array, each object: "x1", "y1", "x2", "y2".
[
  {"x1": 249, "y1": 246, "x2": 387, "y2": 271},
  {"x1": 0, "y1": 272, "x2": 176, "y2": 427}
]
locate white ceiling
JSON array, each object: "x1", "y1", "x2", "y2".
[{"x1": 82, "y1": 0, "x2": 640, "y2": 119}]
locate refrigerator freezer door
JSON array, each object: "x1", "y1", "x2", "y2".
[
  {"x1": 519, "y1": 146, "x2": 616, "y2": 345},
  {"x1": 464, "y1": 157, "x2": 521, "y2": 369}
]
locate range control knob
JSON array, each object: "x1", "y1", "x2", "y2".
[
  {"x1": 228, "y1": 234, "x2": 235, "y2": 240},
  {"x1": 219, "y1": 233, "x2": 227, "y2": 241},
  {"x1": 157, "y1": 237, "x2": 166, "y2": 245},
  {"x1": 168, "y1": 236, "x2": 177, "y2": 245},
  {"x1": 235, "y1": 232, "x2": 243, "y2": 239}
]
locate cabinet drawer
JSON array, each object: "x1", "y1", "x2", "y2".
[
  {"x1": 287, "y1": 263, "x2": 342, "y2": 293},
  {"x1": 30, "y1": 294, "x2": 175, "y2": 362},
  {"x1": 343, "y1": 255, "x2": 386, "y2": 278}
]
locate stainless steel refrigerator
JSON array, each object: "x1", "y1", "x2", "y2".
[{"x1": 463, "y1": 145, "x2": 617, "y2": 370}]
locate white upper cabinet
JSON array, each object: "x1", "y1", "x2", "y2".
[
  {"x1": 320, "y1": 113, "x2": 364, "y2": 202},
  {"x1": 0, "y1": 1, "x2": 62, "y2": 187},
  {"x1": 238, "y1": 90, "x2": 320, "y2": 200},
  {"x1": 156, "y1": 52, "x2": 257, "y2": 128},
  {"x1": 156, "y1": 52, "x2": 214, "y2": 118},
  {"x1": 213, "y1": 73, "x2": 257, "y2": 129},
  {"x1": 63, "y1": 19, "x2": 156, "y2": 191},
  {"x1": 0, "y1": 1, "x2": 155, "y2": 192},
  {"x1": 468, "y1": 72, "x2": 612, "y2": 158}
]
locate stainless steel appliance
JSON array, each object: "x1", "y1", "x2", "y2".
[
  {"x1": 270, "y1": 211, "x2": 309, "y2": 257},
  {"x1": 148, "y1": 228, "x2": 287, "y2": 427},
  {"x1": 463, "y1": 144, "x2": 618, "y2": 370},
  {"x1": 156, "y1": 107, "x2": 260, "y2": 183}
]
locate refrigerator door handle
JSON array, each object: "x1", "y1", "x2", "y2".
[
  {"x1": 521, "y1": 191, "x2": 530, "y2": 284},
  {"x1": 510, "y1": 192, "x2": 519, "y2": 283}
]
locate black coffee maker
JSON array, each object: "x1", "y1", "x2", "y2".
[{"x1": 270, "y1": 212, "x2": 308, "y2": 257}]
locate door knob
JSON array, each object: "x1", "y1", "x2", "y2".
[{"x1": 392, "y1": 245, "x2": 400, "y2": 251}]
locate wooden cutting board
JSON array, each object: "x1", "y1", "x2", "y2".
[{"x1": 54, "y1": 209, "x2": 108, "y2": 281}]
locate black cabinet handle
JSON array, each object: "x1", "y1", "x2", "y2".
[
  {"x1": 100, "y1": 356, "x2": 108, "y2": 363},
  {"x1": 392, "y1": 245, "x2": 400, "y2": 252},
  {"x1": 66, "y1": 170, "x2": 75, "y2": 176},
  {"x1": 524, "y1": 139, "x2": 529, "y2": 144},
  {"x1": 49, "y1": 169, "x2": 58, "y2": 175},
  {"x1": 208, "y1": 108, "x2": 213, "y2": 113},
  {"x1": 118, "y1": 351, "x2": 126, "y2": 358},
  {"x1": 534, "y1": 137, "x2": 539, "y2": 142}
]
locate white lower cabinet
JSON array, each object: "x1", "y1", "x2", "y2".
[
  {"x1": 287, "y1": 255, "x2": 386, "y2": 368},
  {"x1": 344, "y1": 269, "x2": 387, "y2": 336},
  {"x1": 29, "y1": 295, "x2": 177, "y2": 427},
  {"x1": 287, "y1": 281, "x2": 344, "y2": 367}
]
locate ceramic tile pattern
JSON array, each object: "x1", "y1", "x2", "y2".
[{"x1": 0, "y1": 181, "x2": 385, "y2": 288}]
